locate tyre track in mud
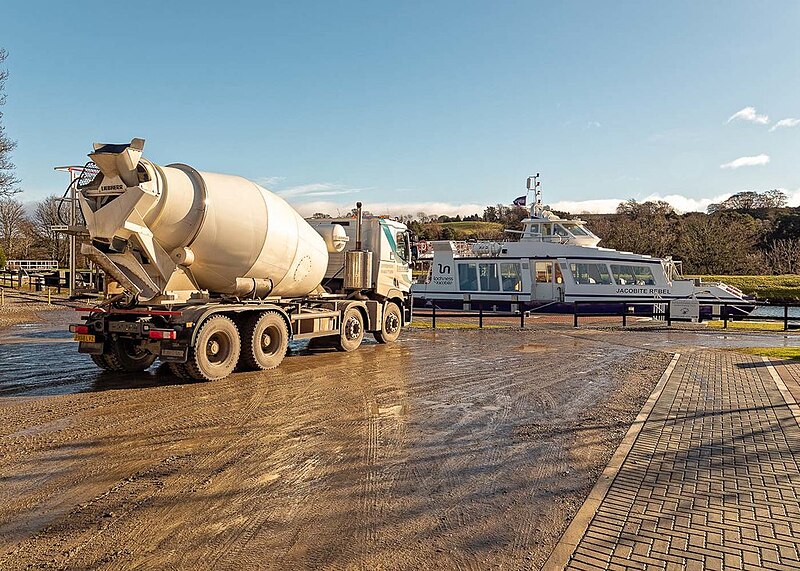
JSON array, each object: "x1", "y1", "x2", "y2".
[{"x1": 0, "y1": 327, "x2": 679, "y2": 570}]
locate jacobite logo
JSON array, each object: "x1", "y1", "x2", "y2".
[{"x1": 101, "y1": 184, "x2": 124, "y2": 191}]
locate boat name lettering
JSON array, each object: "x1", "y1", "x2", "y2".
[
  {"x1": 615, "y1": 287, "x2": 671, "y2": 295},
  {"x1": 433, "y1": 276, "x2": 454, "y2": 285}
]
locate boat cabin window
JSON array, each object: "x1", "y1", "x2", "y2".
[
  {"x1": 458, "y1": 263, "x2": 479, "y2": 291},
  {"x1": 553, "y1": 225, "x2": 571, "y2": 238},
  {"x1": 563, "y1": 223, "x2": 589, "y2": 237},
  {"x1": 500, "y1": 263, "x2": 522, "y2": 291},
  {"x1": 570, "y1": 262, "x2": 613, "y2": 285},
  {"x1": 479, "y1": 263, "x2": 500, "y2": 291},
  {"x1": 535, "y1": 261, "x2": 553, "y2": 283},
  {"x1": 555, "y1": 263, "x2": 564, "y2": 284},
  {"x1": 611, "y1": 264, "x2": 656, "y2": 286},
  {"x1": 542, "y1": 224, "x2": 552, "y2": 236}
]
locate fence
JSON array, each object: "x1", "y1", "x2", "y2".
[
  {"x1": 0, "y1": 270, "x2": 67, "y2": 293},
  {"x1": 414, "y1": 299, "x2": 800, "y2": 331},
  {"x1": 4, "y1": 260, "x2": 59, "y2": 272}
]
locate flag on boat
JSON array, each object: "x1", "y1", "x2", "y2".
[{"x1": 513, "y1": 195, "x2": 526, "y2": 206}]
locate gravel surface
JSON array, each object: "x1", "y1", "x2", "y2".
[{"x1": 1, "y1": 315, "x2": 798, "y2": 569}]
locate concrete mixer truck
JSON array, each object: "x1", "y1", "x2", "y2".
[{"x1": 68, "y1": 138, "x2": 413, "y2": 381}]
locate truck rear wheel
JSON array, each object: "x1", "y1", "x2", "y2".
[
  {"x1": 91, "y1": 353, "x2": 118, "y2": 371},
  {"x1": 185, "y1": 315, "x2": 241, "y2": 381},
  {"x1": 240, "y1": 312, "x2": 288, "y2": 371},
  {"x1": 335, "y1": 307, "x2": 364, "y2": 352},
  {"x1": 373, "y1": 302, "x2": 402, "y2": 344},
  {"x1": 91, "y1": 338, "x2": 156, "y2": 372}
]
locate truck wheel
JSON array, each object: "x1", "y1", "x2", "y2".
[
  {"x1": 335, "y1": 307, "x2": 364, "y2": 352},
  {"x1": 100, "y1": 338, "x2": 157, "y2": 372},
  {"x1": 185, "y1": 315, "x2": 241, "y2": 381},
  {"x1": 373, "y1": 302, "x2": 402, "y2": 344},
  {"x1": 91, "y1": 353, "x2": 119, "y2": 371},
  {"x1": 167, "y1": 362, "x2": 195, "y2": 380},
  {"x1": 241, "y1": 312, "x2": 288, "y2": 371}
]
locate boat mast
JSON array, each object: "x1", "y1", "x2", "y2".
[{"x1": 527, "y1": 173, "x2": 542, "y2": 217}]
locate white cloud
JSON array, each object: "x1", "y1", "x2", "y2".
[
  {"x1": 547, "y1": 199, "x2": 622, "y2": 214},
  {"x1": 288, "y1": 200, "x2": 487, "y2": 218},
  {"x1": 586, "y1": 121, "x2": 601, "y2": 129},
  {"x1": 283, "y1": 187, "x2": 800, "y2": 218},
  {"x1": 275, "y1": 182, "x2": 365, "y2": 198},
  {"x1": 726, "y1": 106, "x2": 769, "y2": 125},
  {"x1": 720, "y1": 154, "x2": 770, "y2": 169},
  {"x1": 253, "y1": 176, "x2": 286, "y2": 187},
  {"x1": 770, "y1": 118, "x2": 800, "y2": 132}
]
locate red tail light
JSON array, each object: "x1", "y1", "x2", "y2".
[
  {"x1": 148, "y1": 329, "x2": 177, "y2": 340},
  {"x1": 69, "y1": 324, "x2": 89, "y2": 334}
]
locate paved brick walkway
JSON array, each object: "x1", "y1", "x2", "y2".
[{"x1": 546, "y1": 351, "x2": 800, "y2": 571}]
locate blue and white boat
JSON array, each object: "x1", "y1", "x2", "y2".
[{"x1": 413, "y1": 177, "x2": 754, "y2": 316}]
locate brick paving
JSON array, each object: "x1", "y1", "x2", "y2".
[{"x1": 548, "y1": 351, "x2": 800, "y2": 570}]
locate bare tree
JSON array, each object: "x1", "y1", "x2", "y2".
[
  {"x1": 763, "y1": 239, "x2": 800, "y2": 275},
  {"x1": 0, "y1": 197, "x2": 27, "y2": 259},
  {"x1": 34, "y1": 195, "x2": 67, "y2": 264},
  {"x1": 0, "y1": 48, "x2": 19, "y2": 197},
  {"x1": 707, "y1": 189, "x2": 788, "y2": 213}
]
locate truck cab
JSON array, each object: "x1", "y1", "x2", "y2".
[{"x1": 307, "y1": 216, "x2": 413, "y2": 300}]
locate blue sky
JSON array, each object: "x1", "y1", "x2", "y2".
[{"x1": 3, "y1": 1, "x2": 799, "y2": 215}]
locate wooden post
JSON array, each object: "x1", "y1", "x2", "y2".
[
  {"x1": 573, "y1": 303, "x2": 579, "y2": 328},
  {"x1": 431, "y1": 305, "x2": 436, "y2": 329},
  {"x1": 48, "y1": 287, "x2": 52, "y2": 305},
  {"x1": 785, "y1": 305, "x2": 789, "y2": 332},
  {"x1": 479, "y1": 306, "x2": 483, "y2": 329},
  {"x1": 723, "y1": 304, "x2": 728, "y2": 329}
]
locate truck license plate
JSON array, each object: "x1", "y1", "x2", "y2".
[{"x1": 73, "y1": 334, "x2": 96, "y2": 343}]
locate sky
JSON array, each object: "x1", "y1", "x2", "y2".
[{"x1": 2, "y1": 1, "x2": 799, "y2": 216}]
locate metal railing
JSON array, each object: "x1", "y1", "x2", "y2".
[
  {"x1": 414, "y1": 299, "x2": 800, "y2": 331},
  {"x1": 4, "y1": 260, "x2": 59, "y2": 272}
]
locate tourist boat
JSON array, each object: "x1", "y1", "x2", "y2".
[{"x1": 413, "y1": 177, "x2": 754, "y2": 317}]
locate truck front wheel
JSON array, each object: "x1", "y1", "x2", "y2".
[
  {"x1": 336, "y1": 307, "x2": 364, "y2": 352},
  {"x1": 373, "y1": 302, "x2": 402, "y2": 344},
  {"x1": 241, "y1": 312, "x2": 288, "y2": 371},
  {"x1": 185, "y1": 315, "x2": 241, "y2": 381}
]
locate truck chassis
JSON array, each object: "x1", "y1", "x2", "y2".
[{"x1": 72, "y1": 295, "x2": 412, "y2": 381}]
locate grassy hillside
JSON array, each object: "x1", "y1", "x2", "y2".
[
  {"x1": 691, "y1": 275, "x2": 800, "y2": 301},
  {"x1": 424, "y1": 221, "x2": 504, "y2": 240}
]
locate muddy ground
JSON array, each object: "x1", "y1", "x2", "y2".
[{"x1": 1, "y1": 312, "x2": 798, "y2": 570}]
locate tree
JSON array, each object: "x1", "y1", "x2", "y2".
[
  {"x1": 676, "y1": 212, "x2": 759, "y2": 274},
  {"x1": 763, "y1": 239, "x2": 800, "y2": 275},
  {"x1": 707, "y1": 190, "x2": 788, "y2": 213},
  {"x1": 0, "y1": 48, "x2": 19, "y2": 197},
  {"x1": 0, "y1": 197, "x2": 28, "y2": 259},
  {"x1": 617, "y1": 199, "x2": 675, "y2": 218},
  {"x1": 310, "y1": 212, "x2": 331, "y2": 219},
  {"x1": 34, "y1": 195, "x2": 67, "y2": 264}
]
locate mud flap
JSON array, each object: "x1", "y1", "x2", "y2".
[{"x1": 159, "y1": 342, "x2": 188, "y2": 363}]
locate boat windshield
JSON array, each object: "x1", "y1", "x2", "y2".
[
  {"x1": 562, "y1": 223, "x2": 590, "y2": 237},
  {"x1": 553, "y1": 225, "x2": 571, "y2": 238}
]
